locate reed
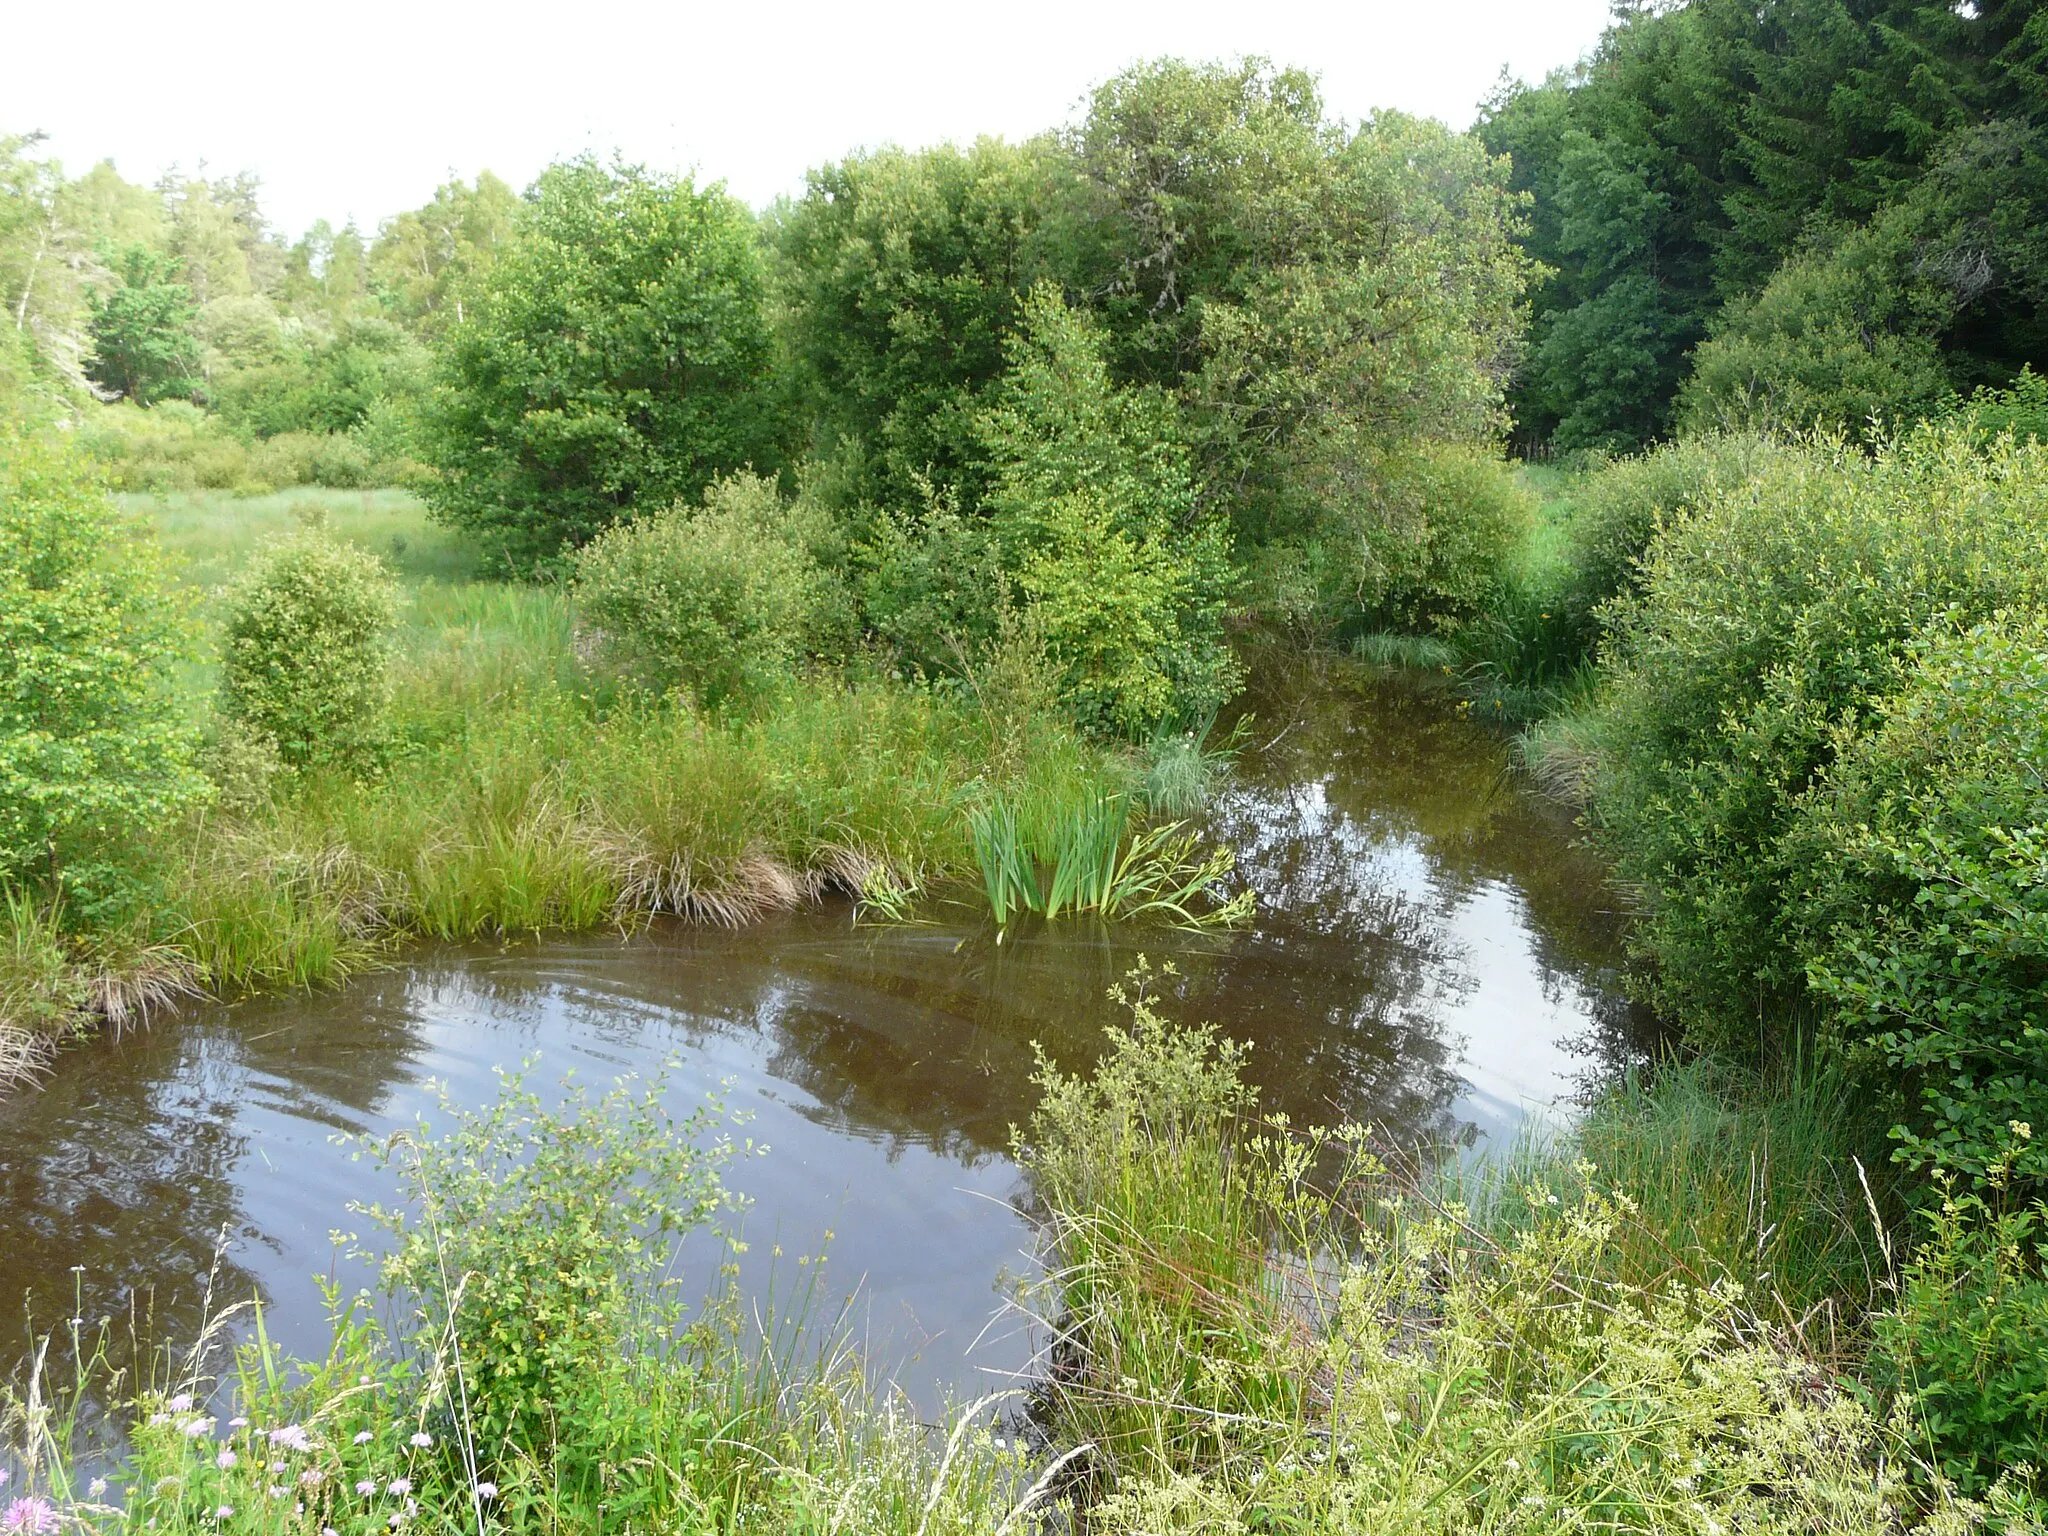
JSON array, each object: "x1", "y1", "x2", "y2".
[{"x1": 967, "y1": 788, "x2": 1249, "y2": 933}]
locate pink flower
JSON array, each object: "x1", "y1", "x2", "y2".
[
  {"x1": 408, "y1": 1432, "x2": 431, "y2": 1449},
  {"x1": 1, "y1": 1497, "x2": 59, "y2": 1536},
  {"x1": 215, "y1": 1451, "x2": 237, "y2": 1470},
  {"x1": 386, "y1": 1479, "x2": 411, "y2": 1497},
  {"x1": 169, "y1": 1394, "x2": 195, "y2": 1413},
  {"x1": 267, "y1": 1426, "x2": 312, "y2": 1454},
  {"x1": 354, "y1": 1481, "x2": 377, "y2": 1498},
  {"x1": 473, "y1": 1483, "x2": 497, "y2": 1501}
]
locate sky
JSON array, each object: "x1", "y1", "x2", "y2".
[{"x1": 13, "y1": 0, "x2": 1613, "y2": 238}]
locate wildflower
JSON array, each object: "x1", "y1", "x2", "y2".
[
  {"x1": 269, "y1": 1425, "x2": 313, "y2": 1454},
  {"x1": 87, "y1": 1481, "x2": 107, "y2": 1501},
  {"x1": 355, "y1": 1482, "x2": 377, "y2": 1498},
  {"x1": 181, "y1": 1417, "x2": 216, "y2": 1438},
  {"x1": 324, "y1": 1528, "x2": 340, "y2": 1536},
  {"x1": 268, "y1": 1486, "x2": 289, "y2": 1499},
  {"x1": 299, "y1": 1471, "x2": 325, "y2": 1489},
  {"x1": 353, "y1": 1431, "x2": 374, "y2": 1445},
  {"x1": 1, "y1": 1497, "x2": 59, "y2": 1536},
  {"x1": 147, "y1": 1414, "x2": 170, "y2": 1427},
  {"x1": 229, "y1": 1418, "x2": 248, "y2": 1429},
  {"x1": 408, "y1": 1431, "x2": 431, "y2": 1449},
  {"x1": 387, "y1": 1516, "x2": 403, "y2": 1530},
  {"x1": 473, "y1": 1484, "x2": 497, "y2": 1502},
  {"x1": 213, "y1": 1507, "x2": 233, "y2": 1522},
  {"x1": 0, "y1": 1475, "x2": 9, "y2": 1490},
  {"x1": 216, "y1": 1451, "x2": 238, "y2": 1470},
  {"x1": 169, "y1": 1394, "x2": 195, "y2": 1413},
  {"x1": 386, "y1": 1479, "x2": 412, "y2": 1497}
]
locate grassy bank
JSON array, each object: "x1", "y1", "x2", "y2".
[
  {"x1": 5, "y1": 983, "x2": 2038, "y2": 1534},
  {"x1": 0, "y1": 488, "x2": 1234, "y2": 1087}
]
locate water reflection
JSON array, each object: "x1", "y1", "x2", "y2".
[{"x1": 0, "y1": 658, "x2": 1651, "y2": 1408}]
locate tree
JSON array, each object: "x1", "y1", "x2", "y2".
[
  {"x1": 85, "y1": 244, "x2": 200, "y2": 403},
  {"x1": 415, "y1": 158, "x2": 781, "y2": 573},
  {"x1": 979, "y1": 287, "x2": 1239, "y2": 733},
  {"x1": 772, "y1": 138, "x2": 1069, "y2": 514},
  {"x1": 368, "y1": 172, "x2": 518, "y2": 331}
]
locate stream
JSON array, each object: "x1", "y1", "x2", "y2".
[{"x1": 0, "y1": 656, "x2": 1649, "y2": 1412}]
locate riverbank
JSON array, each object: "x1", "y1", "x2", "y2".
[{"x1": 0, "y1": 487, "x2": 1228, "y2": 1089}]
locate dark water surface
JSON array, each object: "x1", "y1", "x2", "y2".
[{"x1": 0, "y1": 659, "x2": 1646, "y2": 1408}]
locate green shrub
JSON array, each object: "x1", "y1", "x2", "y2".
[
  {"x1": 1588, "y1": 425, "x2": 2048, "y2": 1050},
  {"x1": 219, "y1": 531, "x2": 398, "y2": 771},
  {"x1": 979, "y1": 286, "x2": 1240, "y2": 734},
  {"x1": 850, "y1": 483, "x2": 1006, "y2": 678},
  {"x1": 1677, "y1": 220, "x2": 1955, "y2": 441},
  {"x1": 0, "y1": 432, "x2": 204, "y2": 917},
  {"x1": 1556, "y1": 431, "x2": 1790, "y2": 650},
  {"x1": 1874, "y1": 1168, "x2": 2048, "y2": 1498},
  {"x1": 1021, "y1": 983, "x2": 2011, "y2": 1533},
  {"x1": 1790, "y1": 618, "x2": 2048, "y2": 1191},
  {"x1": 1349, "y1": 440, "x2": 1533, "y2": 632},
  {"x1": 358, "y1": 1068, "x2": 734, "y2": 1465},
  {"x1": 252, "y1": 430, "x2": 377, "y2": 489},
  {"x1": 573, "y1": 472, "x2": 826, "y2": 708},
  {"x1": 1950, "y1": 365, "x2": 2048, "y2": 444}
]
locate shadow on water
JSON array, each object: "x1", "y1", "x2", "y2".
[{"x1": 0, "y1": 654, "x2": 1654, "y2": 1411}]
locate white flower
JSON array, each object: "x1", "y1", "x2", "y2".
[
  {"x1": 87, "y1": 1480, "x2": 107, "y2": 1500},
  {"x1": 386, "y1": 1479, "x2": 412, "y2": 1497},
  {"x1": 299, "y1": 1471, "x2": 325, "y2": 1489},
  {"x1": 181, "y1": 1418, "x2": 217, "y2": 1439},
  {"x1": 353, "y1": 1431, "x2": 374, "y2": 1446},
  {"x1": 216, "y1": 1451, "x2": 237, "y2": 1470},
  {"x1": 268, "y1": 1425, "x2": 313, "y2": 1454},
  {"x1": 473, "y1": 1484, "x2": 497, "y2": 1502},
  {"x1": 355, "y1": 1481, "x2": 377, "y2": 1498},
  {"x1": 169, "y1": 1394, "x2": 195, "y2": 1413},
  {"x1": 408, "y1": 1432, "x2": 431, "y2": 1449},
  {"x1": 228, "y1": 1418, "x2": 248, "y2": 1429}
]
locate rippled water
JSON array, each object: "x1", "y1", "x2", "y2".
[{"x1": 0, "y1": 657, "x2": 1648, "y2": 1408}]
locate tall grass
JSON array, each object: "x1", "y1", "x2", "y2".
[
  {"x1": 967, "y1": 788, "x2": 1250, "y2": 933},
  {"x1": 1010, "y1": 984, "x2": 2040, "y2": 1531}
]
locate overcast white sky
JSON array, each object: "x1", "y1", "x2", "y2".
[{"x1": 12, "y1": 0, "x2": 1613, "y2": 238}]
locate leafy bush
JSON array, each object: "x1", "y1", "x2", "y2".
[
  {"x1": 359, "y1": 1068, "x2": 734, "y2": 1464},
  {"x1": 1555, "y1": 431, "x2": 1790, "y2": 650},
  {"x1": 1349, "y1": 440, "x2": 1533, "y2": 631},
  {"x1": 1950, "y1": 365, "x2": 2048, "y2": 444},
  {"x1": 1874, "y1": 1164, "x2": 2048, "y2": 1497},
  {"x1": 979, "y1": 287, "x2": 1240, "y2": 734},
  {"x1": 76, "y1": 403, "x2": 400, "y2": 494},
  {"x1": 1588, "y1": 425, "x2": 2048, "y2": 1050},
  {"x1": 0, "y1": 432, "x2": 203, "y2": 916},
  {"x1": 1677, "y1": 220, "x2": 1955, "y2": 440},
  {"x1": 573, "y1": 472, "x2": 828, "y2": 708},
  {"x1": 850, "y1": 483, "x2": 1006, "y2": 678},
  {"x1": 1790, "y1": 618, "x2": 2048, "y2": 1191},
  {"x1": 417, "y1": 158, "x2": 781, "y2": 573},
  {"x1": 219, "y1": 531, "x2": 398, "y2": 771}
]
